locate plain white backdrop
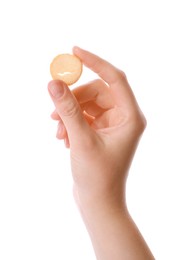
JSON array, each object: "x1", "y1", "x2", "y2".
[{"x1": 0, "y1": 0, "x2": 191, "y2": 259}]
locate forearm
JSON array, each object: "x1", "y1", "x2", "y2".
[{"x1": 75, "y1": 188, "x2": 154, "y2": 260}]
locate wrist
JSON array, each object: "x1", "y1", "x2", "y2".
[{"x1": 73, "y1": 183, "x2": 128, "y2": 220}]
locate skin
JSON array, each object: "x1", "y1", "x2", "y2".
[{"x1": 48, "y1": 47, "x2": 155, "y2": 260}]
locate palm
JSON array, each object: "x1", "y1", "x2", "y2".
[
  {"x1": 92, "y1": 108, "x2": 125, "y2": 130},
  {"x1": 74, "y1": 79, "x2": 125, "y2": 131}
]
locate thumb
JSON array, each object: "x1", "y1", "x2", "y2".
[{"x1": 48, "y1": 80, "x2": 92, "y2": 147}]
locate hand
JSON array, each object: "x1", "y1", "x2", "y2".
[
  {"x1": 48, "y1": 47, "x2": 154, "y2": 260},
  {"x1": 48, "y1": 47, "x2": 146, "y2": 206}
]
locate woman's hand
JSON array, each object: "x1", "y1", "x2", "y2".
[
  {"x1": 48, "y1": 47, "x2": 146, "y2": 206},
  {"x1": 48, "y1": 47, "x2": 154, "y2": 260}
]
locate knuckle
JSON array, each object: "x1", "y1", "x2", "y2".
[
  {"x1": 129, "y1": 112, "x2": 147, "y2": 135},
  {"x1": 90, "y1": 59, "x2": 102, "y2": 73},
  {"x1": 94, "y1": 78, "x2": 104, "y2": 85},
  {"x1": 117, "y1": 69, "x2": 128, "y2": 82},
  {"x1": 62, "y1": 100, "x2": 79, "y2": 118},
  {"x1": 138, "y1": 114, "x2": 147, "y2": 133}
]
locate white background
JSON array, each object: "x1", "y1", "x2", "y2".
[{"x1": 0, "y1": 0, "x2": 191, "y2": 259}]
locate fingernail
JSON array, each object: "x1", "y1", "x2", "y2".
[
  {"x1": 48, "y1": 81, "x2": 64, "y2": 99},
  {"x1": 73, "y1": 46, "x2": 81, "y2": 55}
]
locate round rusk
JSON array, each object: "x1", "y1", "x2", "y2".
[{"x1": 50, "y1": 54, "x2": 82, "y2": 85}]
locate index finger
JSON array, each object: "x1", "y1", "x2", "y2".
[{"x1": 73, "y1": 46, "x2": 138, "y2": 109}]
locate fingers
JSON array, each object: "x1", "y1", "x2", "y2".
[
  {"x1": 73, "y1": 79, "x2": 114, "y2": 109},
  {"x1": 51, "y1": 110, "x2": 68, "y2": 141},
  {"x1": 48, "y1": 80, "x2": 95, "y2": 148},
  {"x1": 50, "y1": 83, "x2": 103, "y2": 135},
  {"x1": 56, "y1": 120, "x2": 67, "y2": 139},
  {"x1": 73, "y1": 47, "x2": 138, "y2": 109},
  {"x1": 51, "y1": 110, "x2": 60, "y2": 120},
  {"x1": 73, "y1": 47, "x2": 122, "y2": 85},
  {"x1": 57, "y1": 121, "x2": 70, "y2": 147},
  {"x1": 81, "y1": 102, "x2": 106, "y2": 118}
]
